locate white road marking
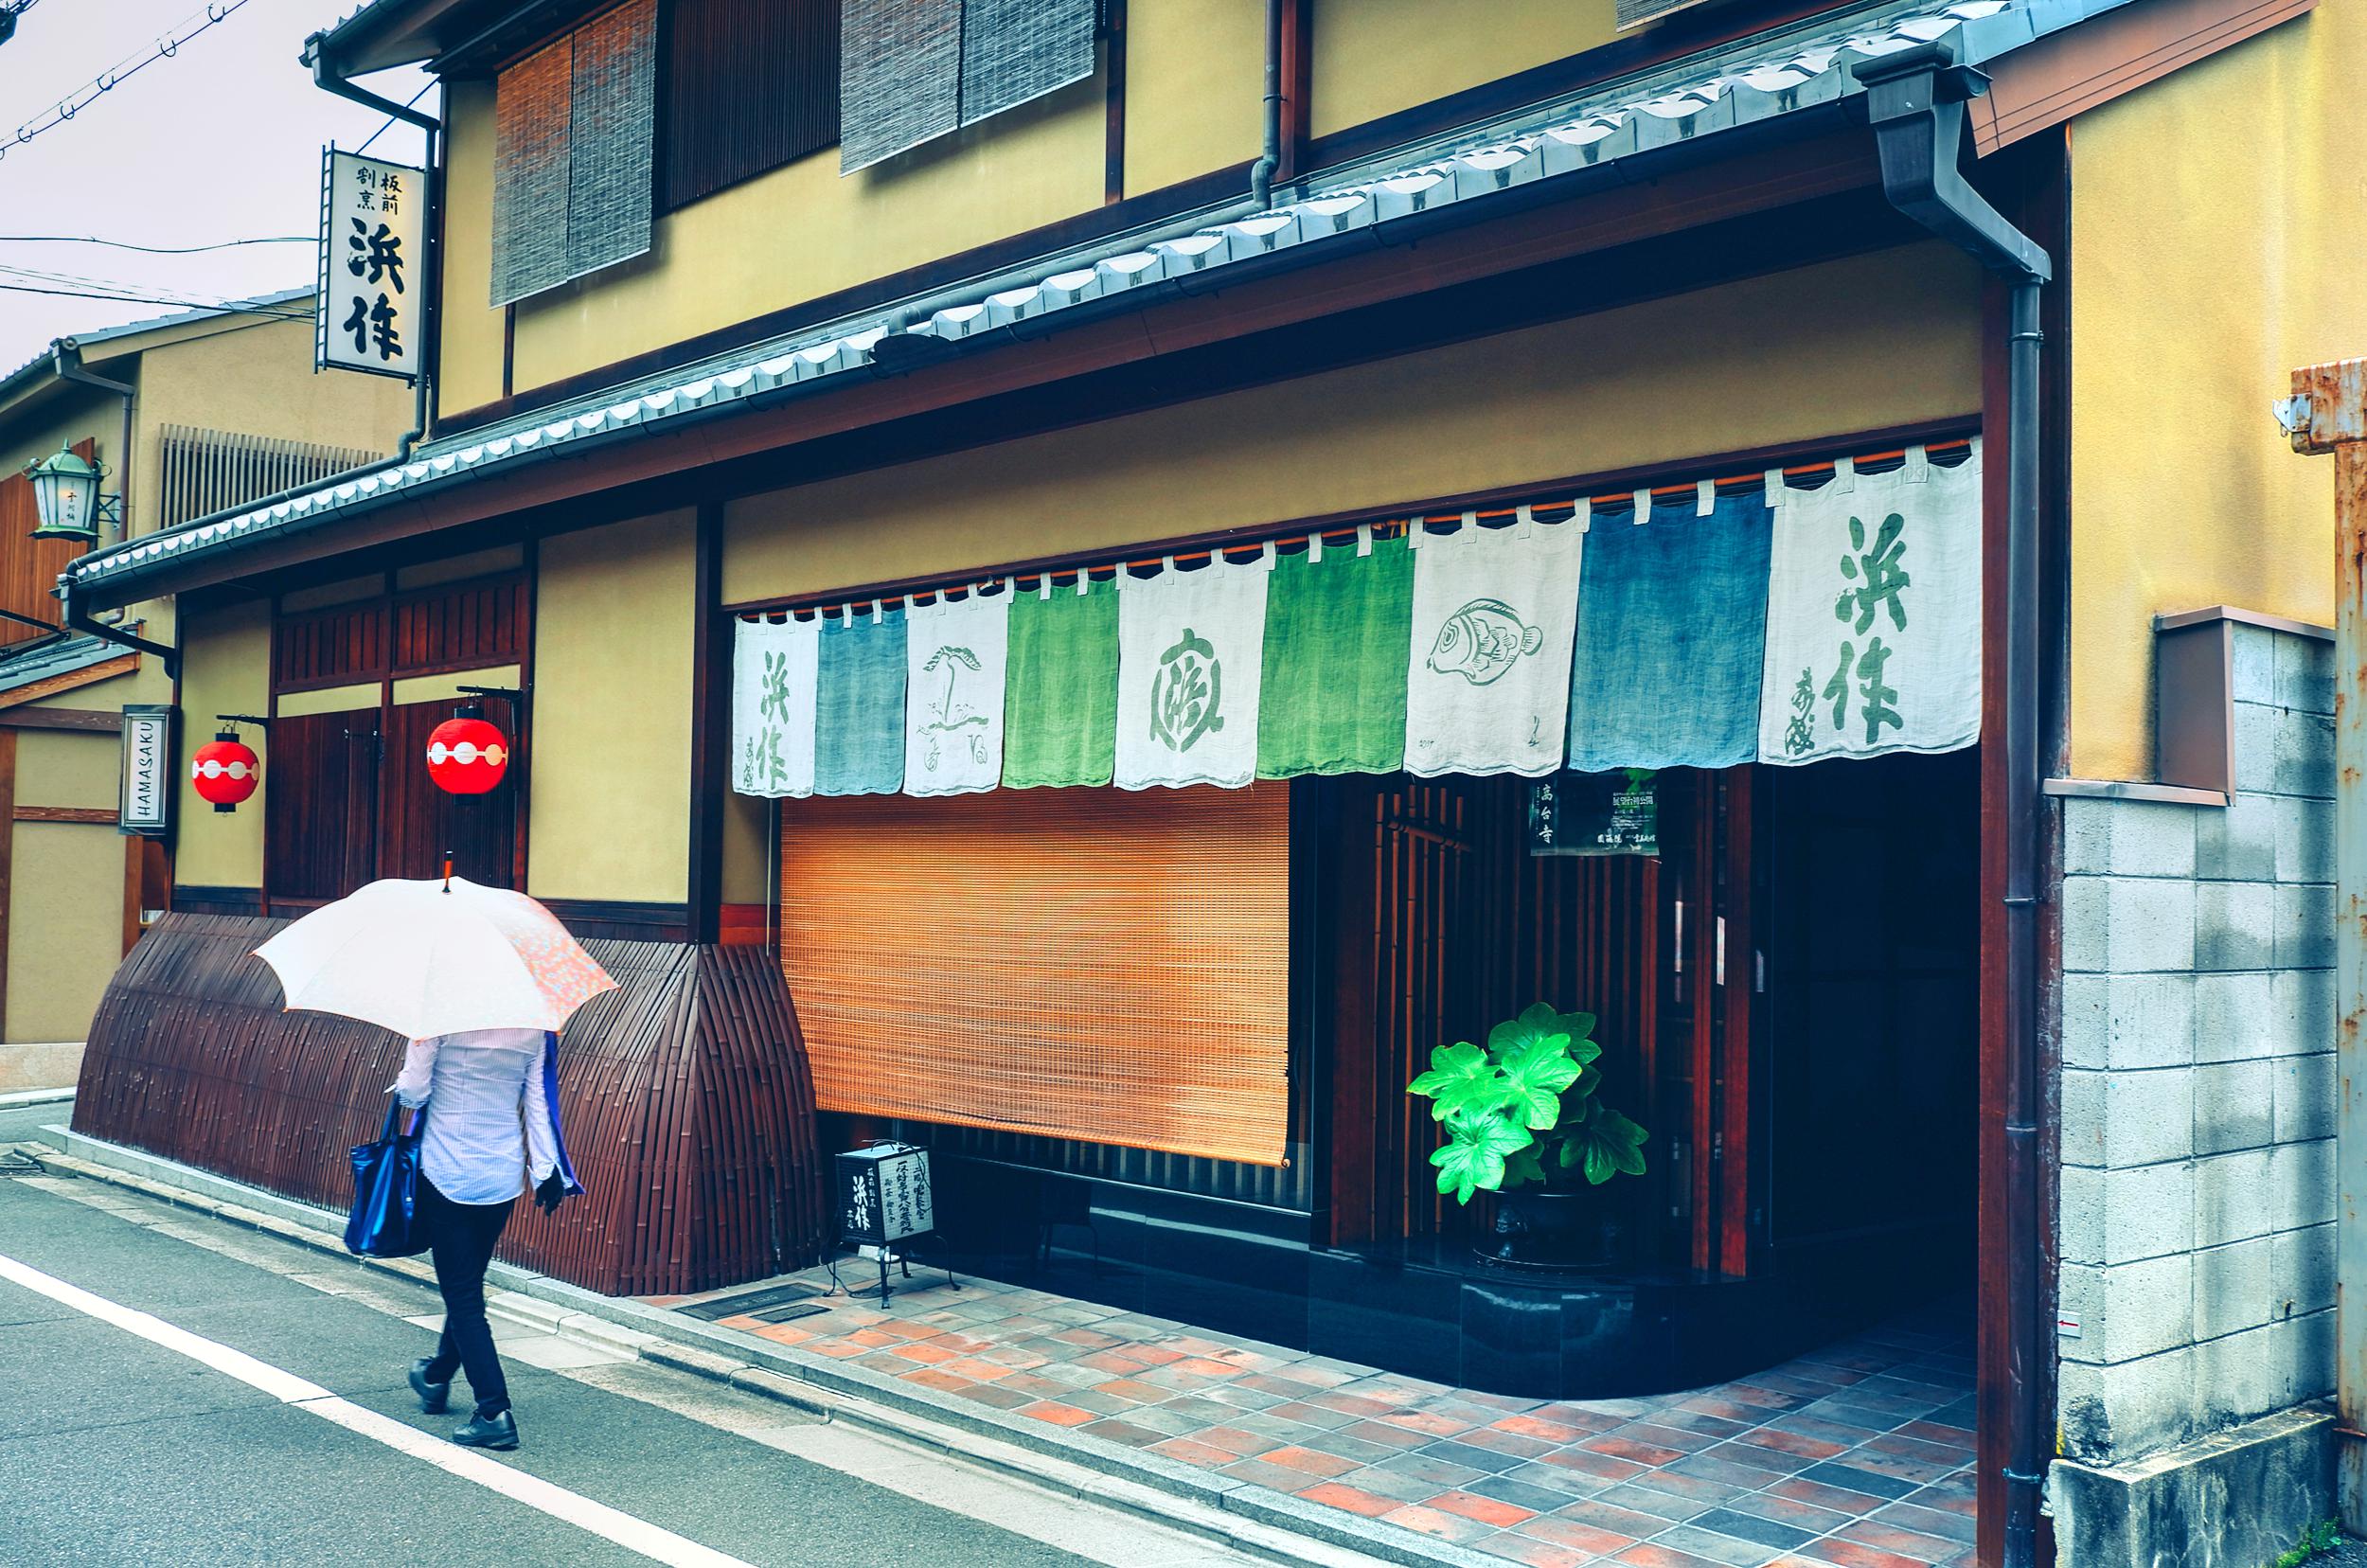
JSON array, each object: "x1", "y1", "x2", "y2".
[{"x1": 0, "y1": 1250, "x2": 756, "y2": 1568}]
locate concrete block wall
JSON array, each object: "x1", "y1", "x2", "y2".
[{"x1": 2056, "y1": 620, "x2": 2337, "y2": 1466}]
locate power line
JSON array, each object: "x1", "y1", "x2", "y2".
[
  {"x1": 0, "y1": 280, "x2": 311, "y2": 321},
  {"x1": 353, "y1": 80, "x2": 436, "y2": 156},
  {"x1": 1, "y1": 0, "x2": 254, "y2": 163},
  {"x1": 0, "y1": 234, "x2": 310, "y2": 255}
]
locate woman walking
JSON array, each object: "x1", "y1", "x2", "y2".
[{"x1": 393, "y1": 1026, "x2": 581, "y2": 1450}]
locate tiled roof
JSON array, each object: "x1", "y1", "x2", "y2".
[
  {"x1": 67, "y1": 0, "x2": 2128, "y2": 595},
  {"x1": 0, "y1": 287, "x2": 316, "y2": 410},
  {"x1": 0, "y1": 633, "x2": 131, "y2": 698}
]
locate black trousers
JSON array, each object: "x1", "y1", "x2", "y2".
[{"x1": 417, "y1": 1178, "x2": 515, "y2": 1417}]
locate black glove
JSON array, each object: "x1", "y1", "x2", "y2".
[{"x1": 534, "y1": 1171, "x2": 569, "y2": 1216}]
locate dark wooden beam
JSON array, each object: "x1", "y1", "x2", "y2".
[
  {"x1": 1276, "y1": 0, "x2": 1310, "y2": 184},
  {"x1": 13, "y1": 805, "x2": 116, "y2": 824},
  {"x1": 1102, "y1": 0, "x2": 1127, "y2": 205},
  {"x1": 685, "y1": 503, "x2": 726, "y2": 947},
  {"x1": 0, "y1": 707, "x2": 123, "y2": 732}
]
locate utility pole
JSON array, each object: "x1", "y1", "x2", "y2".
[{"x1": 2283, "y1": 357, "x2": 2367, "y2": 1534}]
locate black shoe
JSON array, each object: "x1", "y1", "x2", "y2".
[
  {"x1": 408, "y1": 1359, "x2": 451, "y2": 1415},
  {"x1": 452, "y1": 1409, "x2": 518, "y2": 1451}
]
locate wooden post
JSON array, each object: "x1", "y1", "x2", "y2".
[{"x1": 2284, "y1": 358, "x2": 2367, "y2": 1534}]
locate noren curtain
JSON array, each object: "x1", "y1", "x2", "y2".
[{"x1": 778, "y1": 783, "x2": 1292, "y2": 1165}]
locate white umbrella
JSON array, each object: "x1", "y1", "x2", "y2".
[{"x1": 254, "y1": 875, "x2": 617, "y2": 1040}]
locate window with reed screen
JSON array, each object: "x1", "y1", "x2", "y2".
[
  {"x1": 490, "y1": 0, "x2": 658, "y2": 306},
  {"x1": 839, "y1": 0, "x2": 1095, "y2": 174},
  {"x1": 777, "y1": 783, "x2": 1292, "y2": 1166},
  {"x1": 659, "y1": 0, "x2": 839, "y2": 211}
]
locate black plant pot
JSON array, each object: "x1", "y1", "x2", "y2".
[{"x1": 1478, "y1": 1187, "x2": 1619, "y2": 1270}]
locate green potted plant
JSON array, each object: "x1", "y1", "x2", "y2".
[{"x1": 1407, "y1": 1002, "x2": 1649, "y2": 1268}]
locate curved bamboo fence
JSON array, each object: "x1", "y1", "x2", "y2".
[{"x1": 71, "y1": 914, "x2": 828, "y2": 1296}]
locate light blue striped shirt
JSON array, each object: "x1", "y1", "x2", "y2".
[{"x1": 391, "y1": 1028, "x2": 559, "y2": 1206}]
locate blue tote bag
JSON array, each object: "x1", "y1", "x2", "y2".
[{"x1": 346, "y1": 1099, "x2": 434, "y2": 1258}]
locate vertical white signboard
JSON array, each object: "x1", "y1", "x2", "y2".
[
  {"x1": 317, "y1": 150, "x2": 425, "y2": 383},
  {"x1": 119, "y1": 704, "x2": 172, "y2": 838}
]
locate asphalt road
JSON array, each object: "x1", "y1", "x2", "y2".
[{"x1": 0, "y1": 1149, "x2": 1255, "y2": 1568}]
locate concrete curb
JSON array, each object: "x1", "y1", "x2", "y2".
[
  {"x1": 0, "y1": 1087, "x2": 76, "y2": 1109},
  {"x1": 27, "y1": 1126, "x2": 1494, "y2": 1568}
]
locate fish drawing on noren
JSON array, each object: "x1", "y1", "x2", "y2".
[{"x1": 1426, "y1": 598, "x2": 1544, "y2": 686}]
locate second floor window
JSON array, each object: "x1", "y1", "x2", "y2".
[
  {"x1": 839, "y1": 0, "x2": 1097, "y2": 174},
  {"x1": 660, "y1": 0, "x2": 841, "y2": 211},
  {"x1": 490, "y1": 0, "x2": 659, "y2": 307}
]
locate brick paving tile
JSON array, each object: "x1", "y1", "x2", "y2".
[
  {"x1": 1766, "y1": 1478, "x2": 1890, "y2": 1517},
  {"x1": 1339, "y1": 1464, "x2": 1464, "y2": 1505},
  {"x1": 1588, "y1": 1482, "x2": 1715, "y2": 1524},
  {"x1": 1219, "y1": 1456, "x2": 1340, "y2": 1492},
  {"x1": 1377, "y1": 1407, "x2": 1476, "y2": 1437},
  {"x1": 1422, "y1": 1439, "x2": 1530, "y2": 1474},
  {"x1": 1468, "y1": 1472, "x2": 1594, "y2": 1516},
  {"x1": 1899, "y1": 1480, "x2": 1976, "y2": 1517},
  {"x1": 937, "y1": 1356, "x2": 1014, "y2": 1381},
  {"x1": 1425, "y1": 1489, "x2": 1539, "y2": 1527},
  {"x1": 1544, "y1": 1499, "x2": 1687, "y2": 1540},
  {"x1": 1497, "y1": 1459, "x2": 1613, "y2": 1500},
  {"x1": 1539, "y1": 1448, "x2": 1647, "y2": 1485},
  {"x1": 1075, "y1": 1348, "x2": 1150, "y2": 1375},
  {"x1": 853, "y1": 1353, "x2": 914, "y2": 1375},
  {"x1": 1018, "y1": 1400, "x2": 1095, "y2": 1427},
  {"x1": 1623, "y1": 1467, "x2": 1749, "y2": 1506},
  {"x1": 1829, "y1": 1519, "x2": 1967, "y2": 1561},
  {"x1": 1613, "y1": 1421, "x2": 1732, "y2": 1455},
  {"x1": 1302, "y1": 1429, "x2": 1411, "y2": 1466},
  {"x1": 1256, "y1": 1445, "x2": 1362, "y2": 1479},
  {"x1": 1476, "y1": 1534, "x2": 1595, "y2": 1568},
  {"x1": 1663, "y1": 1452, "x2": 1799, "y2": 1488},
  {"x1": 899, "y1": 1373, "x2": 985, "y2": 1401},
  {"x1": 749, "y1": 1323, "x2": 813, "y2": 1345},
  {"x1": 1295, "y1": 1481, "x2": 1403, "y2": 1518},
  {"x1": 1155, "y1": 1393, "x2": 1243, "y2": 1425},
  {"x1": 1721, "y1": 1491, "x2": 1856, "y2": 1535},
  {"x1": 1789, "y1": 1539, "x2": 1936, "y2": 1568},
  {"x1": 1055, "y1": 1389, "x2": 1141, "y2": 1417},
  {"x1": 1646, "y1": 1411, "x2": 1756, "y2": 1442},
  {"x1": 1374, "y1": 1452, "x2": 1493, "y2": 1491},
  {"x1": 1768, "y1": 1414, "x2": 1891, "y2": 1448},
  {"x1": 1895, "y1": 1420, "x2": 1976, "y2": 1449},
  {"x1": 1735, "y1": 1428, "x2": 1849, "y2": 1461},
  {"x1": 996, "y1": 1372, "x2": 1074, "y2": 1399},
  {"x1": 1868, "y1": 1503, "x2": 1978, "y2": 1546},
  {"x1": 1170, "y1": 1355, "x2": 1248, "y2": 1376},
  {"x1": 885, "y1": 1339, "x2": 958, "y2": 1364},
  {"x1": 1091, "y1": 1377, "x2": 1171, "y2": 1404},
  {"x1": 1336, "y1": 1418, "x2": 1439, "y2": 1452},
  {"x1": 1493, "y1": 1414, "x2": 1599, "y2": 1443},
  {"x1": 1794, "y1": 1462, "x2": 1921, "y2": 1502},
  {"x1": 1048, "y1": 1327, "x2": 1122, "y2": 1350},
  {"x1": 1586, "y1": 1434, "x2": 1691, "y2": 1466},
  {"x1": 1459, "y1": 1425, "x2": 1559, "y2": 1460},
  {"x1": 1681, "y1": 1397, "x2": 1789, "y2": 1425},
  {"x1": 1611, "y1": 1541, "x2": 1735, "y2": 1568},
  {"x1": 1688, "y1": 1508, "x2": 1817, "y2": 1554},
  {"x1": 1646, "y1": 1523, "x2": 1792, "y2": 1567},
  {"x1": 1106, "y1": 1404, "x2": 1204, "y2": 1437},
  {"x1": 1516, "y1": 1513, "x2": 1644, "y2": 1556},
  {"x1": 1147, "y1": 1435, "x2": 1240, "y2": 1468},
  {"x1": 1078, "y1": 1417, "x2": 1170, "y2": 1448},
  {"x1": 1268, "y1": 1399, "x2": 1361, "y2": 1430},
  {"x1": 1696, "y1": 1442, "x2": 1816, "y2": 1479},
  {"x1": 960, "y1": 1382, "x2": 1038, "y2": 1411},
  {"x1": 1227, "y1": 1410, "x2": 1331, "y2": 1445},
  {"x1": 1531, "y1": 1403, "x2": 1633, "y2": 1434},
  {"x1": 1831, "y1": 1452, "x2": 1963, "y2": 1488},
  {"x1": 1187, "y1": 1425, "x2": 1272, "y2": 1457},
  {"x1": 802, "y1": 1339, "x2": 871, "y2": 1360},
  {"x1": 1235, "y1": 1372, "x2": 1326, "y2": 1399},
  {"x1": 1380, "y1": 1504, "x2": 1503, "y2": 1544}
]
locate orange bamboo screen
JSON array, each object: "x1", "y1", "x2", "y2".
[{"x1": 777, "y1": 784, "x2": 1292, "y2": 1165}]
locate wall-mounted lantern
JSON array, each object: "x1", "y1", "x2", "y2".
[
  {"x1": 23, "y1": 444, "x2": 117, "y2": 543},
  {"x1": 191, "y1": 716, "x2": 265, "y2": 812},
  {"x1": 426, "y1": 703, "x2": 510, "y2": 795}
]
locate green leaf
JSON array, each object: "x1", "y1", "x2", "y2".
[
  {"x1": 1429, "y1": 1116, "x2": 1534, "y2": 1204},
  {"x1": 1409, "y1": 1042, "x2": 1514, "y2": 1124},
  {"x1": 1501, "y1": 1146, "x2": 1548, "y2": 1189},
  {"x1": 1567, "y1": 1103, "x2": 1650, "y2": 1186},
  {"x1": 1496, "y1": 1032, "x2": 1583, "y2": 1130}
]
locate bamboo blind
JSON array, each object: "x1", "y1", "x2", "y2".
[{"x1": 778, "y1": 784, "x2": 1292, "y2": 1166}]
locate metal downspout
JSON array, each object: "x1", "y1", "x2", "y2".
[
  {"x1": 305, "y1": 35, "x2": 443, "y2": 459},
  {"x1": 1851, "y1": 42, "x2": 2054, "y2": 1568},
  {"x1": 1249, "y1": 0, "x2": 1283, "y2": 209},
  {"x1": 50, "y1": 343, "x2": 133, "y2": 553}
]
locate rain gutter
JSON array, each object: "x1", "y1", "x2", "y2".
[{"x1": 1853, "y1": 39, "x2": 2053, "y2": 1568}]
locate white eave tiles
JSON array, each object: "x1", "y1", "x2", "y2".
[{"x1": 72, "y1": 0, "x2": 2114, "y2": 586}]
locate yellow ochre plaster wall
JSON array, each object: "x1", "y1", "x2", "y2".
[
  {"x1": 2068, "y1": 7, "x2": 2365, "y2": 780},
  {"x1": 1122, "y1": 0, "x2": 1264, "y2": 194},
  {"x1": 15, "y1": 728, "x2": 117, "y2": 811},
  {"x1": 528, "y1": 511, "x2": 694, "y2": 904},
  {"x1": 174, "y1": 600, "x2": 270, "y2": 889},
  {"x1": 1309, "y1": 0, "x2": 1614, "y2": 139},
  {"x1": 6, "y1": 823, "x2": 120, "y2": 1043},
  {"x1": 437, "y1": 80, "x2": 507, "y2": 416},
  {"x1": 725, "y1": 244, "x2": 1981, "y2": 602}
]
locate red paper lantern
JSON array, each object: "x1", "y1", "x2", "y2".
[
  {"x1": 426, "y1": 713, "x2": 509, "y2": 794},
  {"x1": 191, "y1": 732, "x2": 260, "y2": 812}
]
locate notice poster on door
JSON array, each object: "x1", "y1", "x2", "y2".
[{"x1": 1528, "y1": 769, "x2": 1659, "y2": 857}]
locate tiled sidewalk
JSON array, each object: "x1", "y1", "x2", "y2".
[{"x1": 663, "y1": 1268, "x2": 1978, "y2": 1568}]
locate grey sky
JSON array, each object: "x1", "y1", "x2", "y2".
[{"x1": 0, "y1": 0, "x2": 431, "y2": 367}]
